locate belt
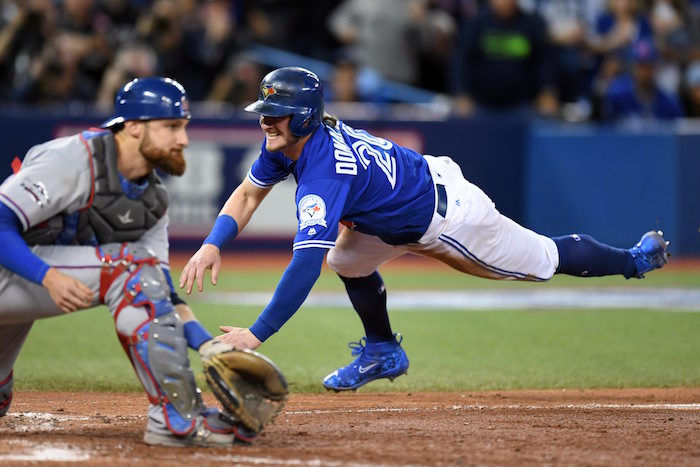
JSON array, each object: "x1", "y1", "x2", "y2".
[{"x1": 436, "y1": 184, "x2": 447, "y2": 218}]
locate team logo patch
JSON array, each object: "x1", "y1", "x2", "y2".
[
  {"x1": 262, "y1": 84, "x2": 277, "y2": 99},
  {"x1": 298, "y1": 194, "x2": 328, "y2": 231},
  {"x1": 21, "y1": 179, "x2": 50, "y2": 207}
]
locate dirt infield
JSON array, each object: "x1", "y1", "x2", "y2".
[{"x1": 1, "y1": 388, "x2": 699, "y2": 466}]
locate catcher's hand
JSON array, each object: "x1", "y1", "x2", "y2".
[{"x1": 199, "y1": 340, "x2": 288, "y2": 434}]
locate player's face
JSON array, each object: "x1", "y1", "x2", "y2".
[
  {"x1": 139, "y1": 119, "x2": 189, "y2": 175},
  {"x1": 260, "y1": 115, "x2": 301, "y2": 157}
]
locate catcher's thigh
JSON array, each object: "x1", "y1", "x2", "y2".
[{"x1": 327, "y1": 227, "x2": 404, "y2": 278}]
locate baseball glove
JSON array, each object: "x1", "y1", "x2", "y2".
[{"x1": 199, "y1": 340, "x2": 288, "y2": 434}]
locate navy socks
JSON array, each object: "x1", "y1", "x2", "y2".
[
  {"x1": 552, "y1": 234, "x2": 636, "y2": 278},
  {"x1": 339, "y1": 271, "x2": 394, "y2": 343}
]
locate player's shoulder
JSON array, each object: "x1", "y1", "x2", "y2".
[{"x1": 24, "y1": 131, "x2": 100, "y2": 166}]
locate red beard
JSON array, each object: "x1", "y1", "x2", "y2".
[{"x1": 140, "y1": 131, "x2": 186, "y2": 176}]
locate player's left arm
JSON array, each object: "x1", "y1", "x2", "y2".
[{"x1": 216, "y1": 247, "x2": 326, "y2": 349}]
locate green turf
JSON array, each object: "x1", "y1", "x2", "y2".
[
  {"x1": 183, "y1": 266, "x2": 700, "y2": 292},
  {"x1": 14, "y1": 268, "x2": 700, "y2": 392}
]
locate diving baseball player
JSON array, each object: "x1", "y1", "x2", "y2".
[
  {"x1": 0, "y1": 77, "x2": 248, "y2": 446},
  {"x1": 180, "y1": 67, "x2": 670, "y2": 392}
]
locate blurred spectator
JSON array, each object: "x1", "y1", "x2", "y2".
[
  {"x1": 95, "y1": 42, "x2": 158, "y2": 110},
  {"x1": 323, "y1": 50, "x2": 384, "y2": 103},
  {"x1": 55, "y1": 0, "x2": 113, "y2": 93},
  {"x1": 680, "y1": 60, "x2": 700, "y2": 117},
  {"x1": 535, "y1": 0, "x2": 592, "y2": 119},
  {"x1": 588, "y1": 0, "x2": 654, "y2": 119},
  {"x1": 327, "y1": 0, "x2": 445, "y2": 86},
  {"x1": 417, "y1": 2, "x2": 458, "y2": 92},
  {"x1": 98, "y1": 0, "x2": 141, "y2": 45},
  {"x1": 451, "y1": 0, "x2": 558, "y2": 117},
  {"x1": 0, "y1": 0, "x2": 57, "y2": 101},
  {"x1": 601, "y1": 38, "x2": 683, "y2": 120},
  {"x1": 135, "y1": 0, "x2": 188, "y2": 80},
  {"x1": 178, "y1": 0, "x2": 242, "y2": 100},
  {"x1": 207, "y1": 53, "x2": 265, "y2": 108}
]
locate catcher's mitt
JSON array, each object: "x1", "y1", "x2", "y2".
[{"x1": 199, "y1": 340, "x2": 288, "y2": 434}]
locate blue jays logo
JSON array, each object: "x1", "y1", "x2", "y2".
[
  {"x1": 262, "y1": 84, "x2": 277, "y2": 99},
  {"x1": 298, "y1": 194, "x2": 328, "y2": 230}
]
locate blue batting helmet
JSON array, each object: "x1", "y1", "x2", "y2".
[
  {"x1": 244, "y1": 67, "x2": 324, "y2": 137},
  {"x1": 101, "y1": 77, "x2": 191, "y2": 128}
]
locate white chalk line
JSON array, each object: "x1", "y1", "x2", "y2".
[
  {"x1": 0, "y1": 440, "x2": 90, "y2": 462},
  {"x1": 283, "y1": 403, "x2": 700, "y2": 415},
  {"x1": 194, "y1": 288, "x2": 700, "y2": 312}
]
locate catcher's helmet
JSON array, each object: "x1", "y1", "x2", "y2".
[
  {"x1": 245, "y1": 67, "x2": 324, "y2": 137},
  {"x1": 101, "y1": 77, "x2": 191, "y2": 128}
]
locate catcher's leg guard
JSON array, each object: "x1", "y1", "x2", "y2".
[
  {"x1": 0, "y1": 370, "x2": 13, "y2": 417},
  {"x1": 98, "y1": 243, "x2": 234, "y2": 446}
]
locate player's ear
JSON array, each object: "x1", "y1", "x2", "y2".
[{"x1": 124, "y1": 121, "x2": 145, "y2": 139}]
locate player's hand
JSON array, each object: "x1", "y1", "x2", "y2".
[
  {"x1": 217, "y1": 326, "x2": 262, "y2": 350},
  {"x1": 179, "y1": 243, "x2": 222, "y2": 294},
  {"x1": 41, "y1": 267, "x2": 94, "y2": 313}
]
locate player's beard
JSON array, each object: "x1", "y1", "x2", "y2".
[{"x1": 140, "y1": 127, "x2": 186, "y2": 176}]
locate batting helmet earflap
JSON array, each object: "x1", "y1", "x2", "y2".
[
  {"x1": 101, "y1": 77, "x2": 191, "y2": 128},
  {"x1": 244, "y1": 67, "x2": 324, "y2": 137}
]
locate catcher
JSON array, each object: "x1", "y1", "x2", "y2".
[{"x1": 0, "y1": 77, "x2": 287, "y2": 446}]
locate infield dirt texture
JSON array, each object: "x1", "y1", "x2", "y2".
[{"x1": 1, "y1": 254, "x2": 699, "y2": 465}]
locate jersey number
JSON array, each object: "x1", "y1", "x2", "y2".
[{"x1": 343, "y1": 127, "x2": 397, "y2": 189}]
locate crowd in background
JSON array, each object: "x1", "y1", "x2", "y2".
[{"x1": 2, "y1": 0, "x2": 700, "y2": 122}]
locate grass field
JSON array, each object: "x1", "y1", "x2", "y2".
[{"x1": 14, "y1": 260, "x2": 700, "y2": 393}]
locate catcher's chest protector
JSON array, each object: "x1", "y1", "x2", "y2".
[{"x1": 77, "y1": 133, "x2": 169, "y2": 244}]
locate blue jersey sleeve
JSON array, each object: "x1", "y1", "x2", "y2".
[
  {"x1": 0, "y1": 203, "x2": 51, "y2": 284},
  {"x1": 247, "y1": 143, "x2": 292, "y2": 188},
  {"x1": 293, "y1": 179, "x2": 351, "y2": 251}
]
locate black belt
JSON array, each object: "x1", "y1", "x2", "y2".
[{"x1": 436, "y1": 184, "x2": 447, "y2": 218}]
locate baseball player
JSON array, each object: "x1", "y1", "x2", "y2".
[
  {"x1": 179, "y1": 67, "x2": 670, "y2": 392},
  {"x1": 0, "y1": 77, "x2": 252, "y2": 446}
]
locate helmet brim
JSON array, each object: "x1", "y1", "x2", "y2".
[
  {"x1": 100, "y1": 116, "x2": 125, "y2": 128},
  {"x1": 244, "y1": 100, "x2": 302, "y2": 117}
]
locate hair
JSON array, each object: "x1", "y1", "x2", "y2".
[
  {"x1": 322, "y1": 112, "x2": 338, "y2": 128},
  {"x1": 108, "y1": 122, "x2": 125, "y2": 133}
]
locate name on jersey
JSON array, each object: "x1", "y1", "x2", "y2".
[
  {"x1": 330, "y1": 128, "x2": 357, "y2": 176},
  {"x1": 330, "y1": 126, "x2": 397, "y2": 189}
]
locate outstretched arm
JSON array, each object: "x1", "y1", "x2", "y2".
[
  {"x1": 180, "y1": 178, "x2": 271, "y2": 294},
  {"x1": 216, "y1": 247, "x2": 326, "y2": 349}
]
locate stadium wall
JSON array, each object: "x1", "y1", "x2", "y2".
[{"x1": 0, "y1": 110, "x2": 697, "y2": 255}]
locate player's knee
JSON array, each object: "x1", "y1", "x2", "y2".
[{"x1": 326, "y1": 247, "x2": 356, "y2": 277}]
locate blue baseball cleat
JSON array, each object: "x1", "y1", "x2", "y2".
[
  {"x1": 629, "y1": 230, "x2": 670, "y2": 278},
  {"x1": 323, "y1": 334, "x2": 409, "y2": 392}
]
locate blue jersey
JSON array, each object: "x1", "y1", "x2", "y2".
[{"x1": 248, "y1": 121, "x2": 436, "y2": 249}]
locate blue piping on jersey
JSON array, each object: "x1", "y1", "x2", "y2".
[{"x1": 438, "y1": 234, "x2": 549, "y2": 281}]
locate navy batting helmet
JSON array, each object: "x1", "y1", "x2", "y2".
[
  {"x1": 101, "y1": 77, "x2": 191, "y2": 128},
  {"x1": 244, "y1": 67, "x2": 324, "y2": 137}
]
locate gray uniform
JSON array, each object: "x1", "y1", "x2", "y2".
[
  {"x1": 0, "y1": 130, "x2": 220, "y2": 442},
  {"x1": 0, "y1": 130, "x2": 170, "y2": 377}
]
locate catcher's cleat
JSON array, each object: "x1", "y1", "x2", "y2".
[
  {"x1": 323, "y1": 334, "x2": 409, "y2": 391},
  {"x1": 629, "y1": 230, "x2": 670, "y2": 278},
  {"x1": 143, "y1": 406, "x2": 236, "y2": 447}
]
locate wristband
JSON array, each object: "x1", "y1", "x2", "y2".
[
  {"x1": 183, "y1": 320, "x2": 213, "y2": 350},
  {"x1": 203, "y1": 214, "x2": 238, "y2": 249}
]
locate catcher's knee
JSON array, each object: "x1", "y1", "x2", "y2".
[
  {"x1": 0, "y1": 370, "x2": 13, "y2": 417},
  {"x1": 102, "y1": 243, "x2": 205, "y2": 435}
]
